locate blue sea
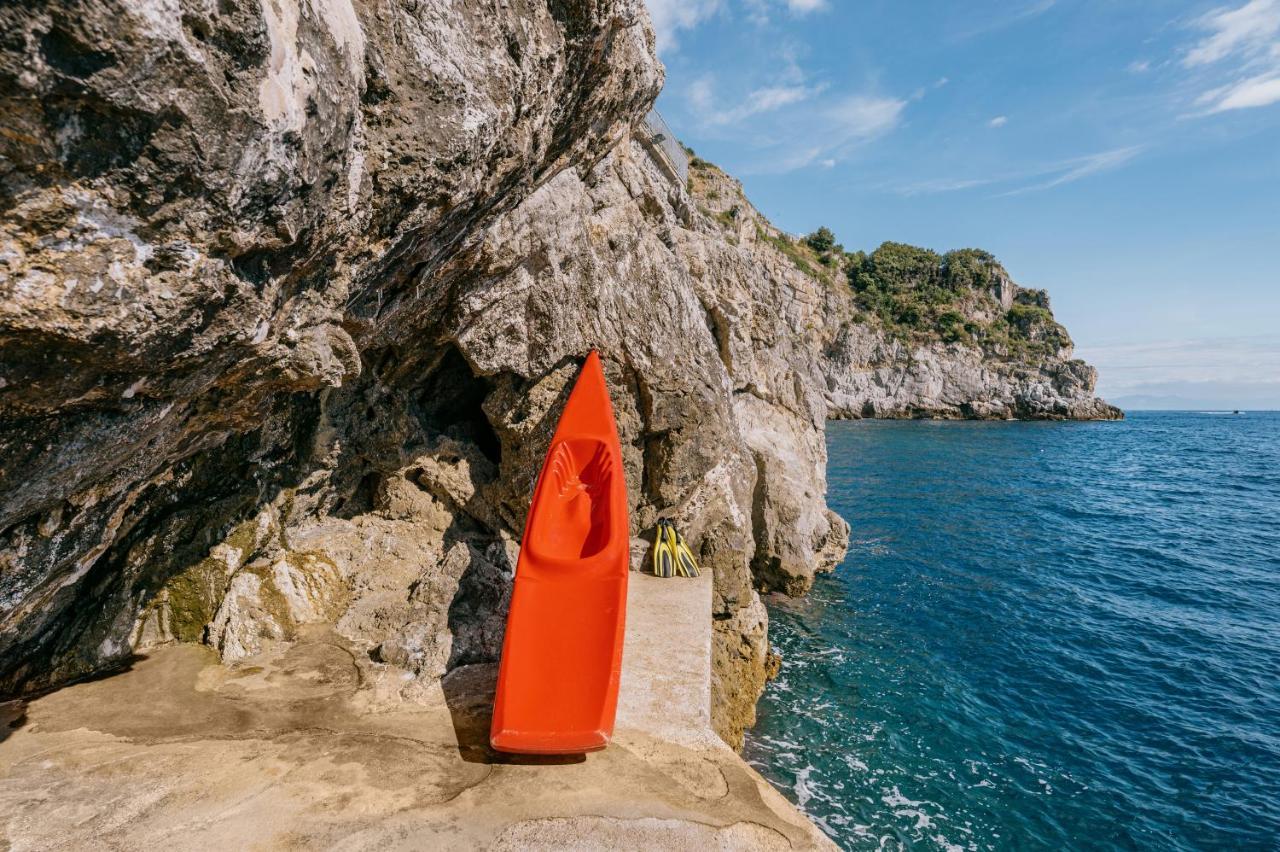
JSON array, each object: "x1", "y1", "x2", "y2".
[{"x1": 744, "y1": 411, "x2": 1280, "y2": 850}]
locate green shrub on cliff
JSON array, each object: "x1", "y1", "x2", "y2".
[
  {"x1": 849, "y1": 242, "x2": 942, "y2": 294},
  {"x1": 847, "y1": 243, "x2": 953, "y2": 337},
  {"x1": 803, "y1": 226, "x2": 845, "y2": 267},
  {"x1": 1006, "y1": 303, "x2": 1053, "y2": 333},
  {"x1": 804, "y1": 226, "x2": 836, "y2": 254},
  {"x1": 1014, "y1": 287, "x2": 1051, "y2": 309},
  {"x1": 1004, "y1": 304, "x2": 1070, "y2": 354},
  {"x1": 714, "y1": 207, "x2": 739, "y2": 229},
  {"x1": 757, "y1": 225, "x2": 821, "y2": 277},
  {"x1": 846, "y1": 241, "x2": 1065, "y2": 358},
  {"x1": 937, "y1": 310, "x2": 971, "y2": 344},
  {"x1": 940, "y1": 248, "x2": 999, "y2": 291}
]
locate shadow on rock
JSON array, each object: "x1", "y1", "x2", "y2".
[
  {"x1": 0, "y1": 699, "x2": 28, "y2": 744},
  {"x1": 440, "y1": 662, "x2": 585, "y2": 766}
]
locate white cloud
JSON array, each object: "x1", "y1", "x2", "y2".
[
  {"x1": 910, "y1": 76, "x2": 951, "y2": 101},
  {"x1": 1128, "y1": 59, "x2": 1152, "y2": 73},
  {"x1": 1180, "y1": 0, "x2": 1280, "y2": 112},
  {"x1": 774, "y1": 145, "x2": 827, "y2": 171},
  {"x1": 1184, "y1": 0, "x2": 1280, "y2": 67},
  {"x1": 687, "y1": 76, "x2": 825, "y2": 126},
  {"x1": 688, "y1": 75, "x2": 716, "y2": 113},
  {"x1": 894, "y1": 146, "x2": 1144, "y2": 197},
  {"x1": 1083, "y1": 334, "x2": 1280, "y2": 407},
  {"x1": 895, "y1": 177, "x2": 992, "y2": 196},
  {"x1": 753, "y1": 84, "x2": 817, "y2": 110},
  {"x1": 988, "y1": 115, "x2": 1009, "y2": 127},
  {"x1": 1104, "y1": 380, "x2": 1280, "y2": 409},
  {"x1": 723, "y1": 84, "x2": 824, "y2": 123},
  {"x1": 826, "y1": 95, "x2": 907, "y2": 140},
  {"x1": 742, "y1": 0, "x2": 770, "y2": 25},
  {"x1": 952, "y1": 0, "x2": 1057, "y2": 40},
  {"x1": 646, "y1": 0, "x2": 722, "y2": 52},
  {"x1": 1000, "y1": 146, "x2": 1143, "y2": 195},
  {"x1": 719, "y1": 93, "x2": 906, "y2": 174},
  {"x1": 676, "y1": 25, "x2": 907, "y2": 174},
  {"x1": 1198, "y1": 72, "x2": 1280, "y2": 110},
  {"x1": 719, "y1": 0, "x2": 828, "y2": 28}
]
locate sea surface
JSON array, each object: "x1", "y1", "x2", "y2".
[{"x1": 744, "y1": 411, "x2": 1280, "y2": 850}]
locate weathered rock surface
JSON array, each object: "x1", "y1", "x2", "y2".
[
  {"x1": 0, "y1": 0, "x2": 665, "y2": 698},
  {"x1": 0, "y1": 0, "x2": 1115, "y2": 760},
  {"x1": 0, "y1": 572, "x2": 836, "y2": 851},
  {"x1": 824, "y1": 316, "x2": 1123, "y2": 421}
]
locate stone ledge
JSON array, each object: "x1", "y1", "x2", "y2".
[{"x1": 0, "y1": 572, "x2": 833, "y2": 850}]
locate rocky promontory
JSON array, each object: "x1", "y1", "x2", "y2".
[
  {"x1": 686, "y1": 160, "x2": 1122, "y2": 423},
  {"x1": 0, "y1": 0, "x2": 1116, "y2": 774}
]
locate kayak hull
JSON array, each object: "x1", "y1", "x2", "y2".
[{"x1": 490, "y1": 351, "x2": 629, "y2": 754}]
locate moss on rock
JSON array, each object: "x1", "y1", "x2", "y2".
[{"x1": 142, "y1": 518, "x2": 266, "y2": 645}]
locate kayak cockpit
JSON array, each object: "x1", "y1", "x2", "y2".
[{"x1": 525, "y1": 438, "x2": 622, "y2": 563}]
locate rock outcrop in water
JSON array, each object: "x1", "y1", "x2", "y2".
[{"x1": 0, "y1": 0, "x2": 1115, "y2": 749}]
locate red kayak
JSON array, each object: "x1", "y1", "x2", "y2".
[{"x1": 490, "y1": 351, "x2": 630, "y2": 754}]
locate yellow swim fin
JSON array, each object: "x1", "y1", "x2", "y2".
[
  {"x1": 653, "y1": 520, "x2": 675, "y2": 578},
  {"x1": 662, "y1": 520, "x2": 684, "y2": 577},
  {"x1": 670, "y1": 522, "x2": 700, "y2": 578}
]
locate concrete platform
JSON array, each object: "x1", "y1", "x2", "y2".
[{"x1": 0, "y1": 572, "x2": 833, "y2": 850}]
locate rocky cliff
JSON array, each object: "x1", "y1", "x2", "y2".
[
  {"x1": 0, "y1": 0, "x2": 1114, "y2": 750},
  {"x1": 687, "y1": 162, "x2": 1122, "y2": 423}
]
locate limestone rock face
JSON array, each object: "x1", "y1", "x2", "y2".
[
  {"x1": 711, "y1": 592, "x2": 771, "y2": 750},
  {"x1": 1, "y1": 0, "x2": 1115, "y2": 752},
  {"x1": 453, "y1": 134, "x2": 873, "y2": 737},
  {"x1": 0, "y1": 0, "x2": 833, "y2": 746},
  {"x1": 0, "y1": 0, "x2": 661, "y2": 694},
  {"x1": 824, "y1": 328, "x2": 1123, "y2": 421}
]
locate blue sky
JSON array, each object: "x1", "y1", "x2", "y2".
[{"x1": 649, "y1": 0, "x2": 1280, "y2": 408}]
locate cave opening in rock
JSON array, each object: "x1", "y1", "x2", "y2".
[{"x1": 413, "y1": 347, "x2": 502, "y2": 466}]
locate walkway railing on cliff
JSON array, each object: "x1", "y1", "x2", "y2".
[{"x1": 640, "y1": 109, "x2": 689, "y2": 186}]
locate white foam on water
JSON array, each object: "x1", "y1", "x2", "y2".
[
  {"x1": 895, "y1": 807, "x2": 932, "y2": 829},
  {"x1": 931, "y1": 833, "x2": 967, "y2": 852},
  {"x1": 793, "y1": 765, "x2": 817, "y2": 808},
  {"x1": 843, "y1": 754, "x2": 870, "y2": 773},
  {"x1": 880, "y1": 786, "x2": 924, "y2": 809}
]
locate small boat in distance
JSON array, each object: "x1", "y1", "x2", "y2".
[{"x1": 490, "y1": 351, "x2": 630, "y2": 754}]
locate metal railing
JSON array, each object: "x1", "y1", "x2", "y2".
[{"x1": 641, "y1": 109, "x2": 689, "y2": 185}]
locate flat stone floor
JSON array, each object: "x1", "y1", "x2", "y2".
[{"x1": 0, "y1": 573, "x2": 833, "y2": 850}]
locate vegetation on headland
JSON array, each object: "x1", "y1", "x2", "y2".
[
  {"x1": 842, "y1": 240, "x2": 1070, "y2": 357},
  {"x1": 688, "y1": 155, "x2": 1071, "y2": 361},
  {"x1": 757, "y1": 225, "x2": 822, "y2": 278}
]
